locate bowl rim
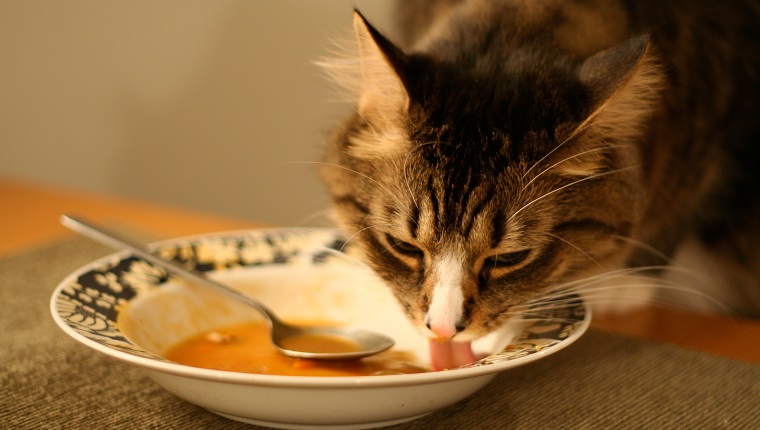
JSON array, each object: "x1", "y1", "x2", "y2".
[{"x1": 50, "y1": 227, "x2": 591, "y2": 389}]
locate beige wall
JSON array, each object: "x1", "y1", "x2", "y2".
[{"x1": 0, "y1": 1, "x2": 394, "y2": 226}]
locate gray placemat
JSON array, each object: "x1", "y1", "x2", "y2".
[{"x1": 1, "y1": 237, "x2": 759, "y2": 429}]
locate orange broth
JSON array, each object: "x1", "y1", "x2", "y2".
[{"x1": 164, "y1": 321, "x2": 429, "y2": 377}]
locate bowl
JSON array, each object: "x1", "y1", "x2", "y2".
[{"x1": 51, "y1": 228, "x2": 589, "y2": 429}]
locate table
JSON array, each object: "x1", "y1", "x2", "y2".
[{"x1": 0, "y1": 177, "x2": 262, "y2": 256}]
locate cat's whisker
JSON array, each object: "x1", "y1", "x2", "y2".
[
  {"x1": 281, "y1": 159, "x2": 422, "y2": 228},
  {"x1": 288, "y1": 161, "x2": 419, "y2": 229},
  {"x1": 522, "y1": 274, "x2": 732, "y2": 313},
  {"x1": 297, "y1": 161, "x2": 412, "y2": 217},
  {"x1": 410, "y1": 141, "x2": 453, "y2": 152},
  {"x1": 294, "y1": 209, "x2": 335, "y2": 227},
  {"x1": 541, "y1": 273, "x2": 690, "y2": 295},
  {"x1": 356, "y1": 205, "x2": 389, "y2": 232},
  {"x1": 500, "y1": 313, "x2": 580, "y2": 325},
  {"x1": 543, "y1": 232, "x2": 606, "y2": 271},
  {"x1": 338, "y1": 223, "x2": 391, "y2": 253},
  {"x1": 521, "y1": 144, "x2": 627, "y2": 191},
  {"x1": 612, "y1": 235, "x2": 674, "y2": 265},
  {"x1": 498, "y1": 308, "x2": 583, "y2": 324},
  {"x1": 612, "y1": 236, "x2": 721, "y2": 286},
  {"x1": 529, "y1": 283, "x2": 694, "y2": 306},
  {"x1": 537, "y1": 267, "x2": 703, "y2": 298},
  {"x1": 504, "y1": 317, "x2": 564, "y2": 323},
  {"x1": 402, "y1": 154, "x2": 419, "y2": 211},
  {"x1": 582, "y1": 281, "x2": 728, "y2": 307},
  {"x1": 310, "y1": 246, "x2": 370, "y2": 268},
  {"x1": 536, "y1": 285, "x2": 660, "y2": 304},
  {"x1": 588, "y1": 264, "x2": 710, "y2": 294},
  {"x1": 536, "y1": 264, "x2": 674, "y2": 294},
  {"x1": 524, "y1": 286, "x2": 676, "y2": 307},
  {"x1": 287, "y1": 161, "x2": 391, "y2": 198},
  {"x1": 520, "y1": 121, "x2": 594, "y2": 180},
  {"x1": 352, "y1": 105, "x2": 378, "y2": 136},
  {"x1": 357, "y1": 211, "x2": 373, "y2": 231},
  {"x1": 512, "y1": 297, "x2": 660, "y2": 313},
  {"x1": 503, "y1": 306, "x2": 583, "y2": 317},
  {"x1": 512, "y1": 296, "x2": 589, "y2": 311},
  {"x1": 509, "y1": 165, "x2": 638, "y2": 223},
  {"x1": 615, "y1": 236, "x2": 722, "y2": 297},
  {"x1": 510, "y1": 302, "x2": 588, "y2": 313}
]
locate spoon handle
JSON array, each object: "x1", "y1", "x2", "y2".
[{"x1": 60, "y1": 214, "x2": 281, "y2": 327}]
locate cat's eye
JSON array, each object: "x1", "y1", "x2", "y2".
[
  {"x1": 385, "y1": 234, "x2": 423, "y2": 257},
  {"x1": 484, "y1": 249, "x2": 531, "y2": 268}
]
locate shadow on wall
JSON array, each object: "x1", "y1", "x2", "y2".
[{"x1": 111, "y1": 1, "x2": 393, "y2": 226}]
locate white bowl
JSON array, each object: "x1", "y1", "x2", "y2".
[{"x1": 51, "y1": 228, "x2": 589, "y2": 429}]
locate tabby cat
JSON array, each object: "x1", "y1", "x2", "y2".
[{"x1": 319, "y1": 0, "x2": 760, "y2": 368}]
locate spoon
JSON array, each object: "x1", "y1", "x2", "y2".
[{"x1": 60, "y1": 214, "x2": 394, "y2": 361}]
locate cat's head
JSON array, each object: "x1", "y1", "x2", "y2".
[{"x1": 320, "y1": 11, "x2": 665, "y2": 341}]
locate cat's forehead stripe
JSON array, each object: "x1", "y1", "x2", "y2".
[
  {"x1": 408, "y1": 203, "x2": 420, "y2": 239},
  {"x1": 427, "y1": 176, "x2": 441, "y2": 232},
  {"x1": 410, "y1": 177, "x2": 512, "y2": 249},
  {"x1": 490, "y1": 211, "x2": 507, "y2": 249},
  {"x1": 415, "y1": 196, "x2": 435, "y2": 242},
  {"x1": 462, "y1": 183, "x2": 495, "y2": 239}
]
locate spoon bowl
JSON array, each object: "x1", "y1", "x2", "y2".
[{"x1": 60, "y1": 214, "x2": 394, "y2": 360}]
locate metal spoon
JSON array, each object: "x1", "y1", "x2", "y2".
[{"x1": 60, "y1": 214, "x2": 394, "y2": 361}]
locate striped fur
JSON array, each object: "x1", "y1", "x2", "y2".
[{"x1": 320, "y1": 1, "x2": 760, "y2": 340}]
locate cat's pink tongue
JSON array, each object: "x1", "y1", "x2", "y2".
[{"x1": 429, "y1": 339, "x2": 477, "y2": 371}]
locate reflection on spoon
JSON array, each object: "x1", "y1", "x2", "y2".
[{"x1": 60, "y1": 214, "x2": 395, "y2": 361}]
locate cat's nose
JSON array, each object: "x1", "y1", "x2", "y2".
[{"x1": 425, "y1": 319, "x2": 467, "y2": 339}]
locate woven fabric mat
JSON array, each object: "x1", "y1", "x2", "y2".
[{"x1": 2, "y1": 237, "x2": 759, "y2": 429}]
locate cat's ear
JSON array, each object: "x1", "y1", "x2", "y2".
[
  {"x1": 353, "y1": 10, "x2": 411, "y2": 124},
  {"x1": 561, "y1": 35, "x2": 665, "y2": 176},
  {"x1": 578, "y1": 35, "x2": 657, "y2": 105}
]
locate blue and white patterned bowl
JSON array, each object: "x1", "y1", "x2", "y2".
[{"x1": 51, "y1": 228, "x2": 589, "y2": 429}]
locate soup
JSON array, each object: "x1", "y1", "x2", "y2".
[
  {"x1": 278, "y1": 333, "x2": 361, "y2": 354},
  {"x1": 164, "y1": 321, "x2": 429, "y2": 377}
]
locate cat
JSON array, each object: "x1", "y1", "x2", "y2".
[{"x1": 318, "y1": 0, "x2": 760, "y2": 369}]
